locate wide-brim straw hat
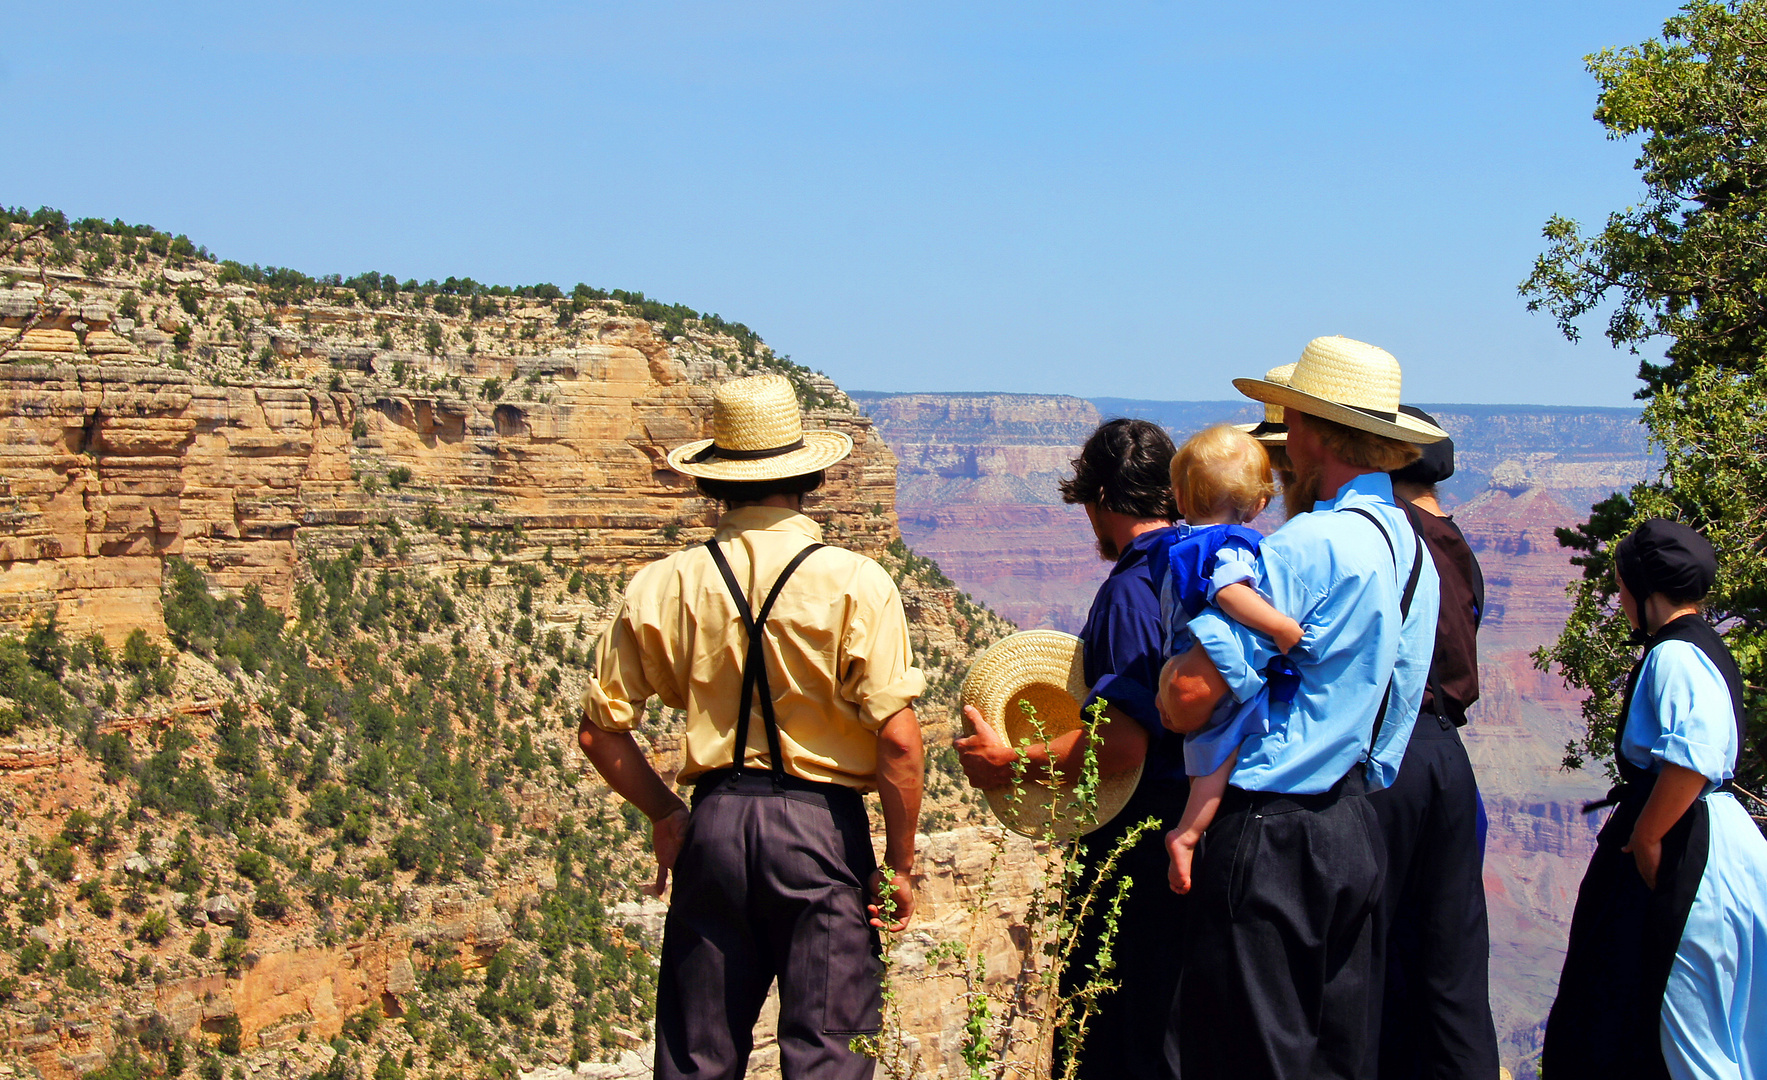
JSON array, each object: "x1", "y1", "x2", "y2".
[
  {"x1": 667, "y1": 373, "x2": 854, "y2": 480},
  {"x1": 1235, "y1": 363, "x2": 1295, "y2": 445},
  {"x1": 1234, "y1": 336, "x2": 1447, "y2": 445},
  {"x1": 960, "y1": 630, "x2": 1142, "y2": 840}
]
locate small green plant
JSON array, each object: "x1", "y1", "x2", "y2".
[
  {"x1": 214, "y1": 1015, "x2": 242, "y2": 1055},
  {"x1": 860, "y1": 698, "x2": 1153, "y2": 1080},
  {"x1": 218, "y1": 935, "x2": 248, "y2": 976},
  {"x1": 136, "y1": 910, "x2": 171, "y2": 945}
]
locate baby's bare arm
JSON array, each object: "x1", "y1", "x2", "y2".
[{"x1": 1215, "y1": 581, "x2": 1302, "y2": 653}]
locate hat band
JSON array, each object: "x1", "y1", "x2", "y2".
[
  {"x1": 1248, "y1": 421, "x2": 1287, "y2": 437},
  {"x1": 688, "y1": 436, "x2": 806, "y2": 463},
  {"x1": 1345, "y1": 404, "x2": 1399, "y2": 423}
]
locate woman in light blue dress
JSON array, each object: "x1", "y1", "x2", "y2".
[{"x1": 1545, "y1": 519, "x2": 1767, "y2": 1080}]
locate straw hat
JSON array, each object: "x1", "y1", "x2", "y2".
[
  {"x1": 1234, "y1": 337, "x2": 1447, "y2": 444},
  {"x1": 1235, "y1": 363, "x2": 1295, "y2": 445},
  {"x1": 960, "y1": 630, "x2": 1142, "y2": 840},
  {"x1": 667, "y1": 374, "x2": 854, "y2": 480}
]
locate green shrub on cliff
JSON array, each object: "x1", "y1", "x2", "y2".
[{"x1": 0, "y1": 628, "x2": 74, "y2": 734}]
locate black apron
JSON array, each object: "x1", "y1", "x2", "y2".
[{"x1": 1542, "y1": 614, "x2": 1745, "y2": 1080}]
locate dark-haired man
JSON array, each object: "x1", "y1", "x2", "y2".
[
  {"x1": 1159, "y1": 337, "x2": 1443, "y2": 1080},
  {"x1": 958, "y1": 417, "x2": 1186, "y2": 1079},
  {"x1": 579, "y1": 374, "x2": 926, "y2": 1080}
]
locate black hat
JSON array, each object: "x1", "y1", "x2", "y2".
[
  {"x1": 1389, "y1": 406, "x2": 1453, "y2": 486},
  {"x1": 1615, "y1": 518, "x2": 1716, "y2": 605}
]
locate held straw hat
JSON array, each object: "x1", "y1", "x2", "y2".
[
  {"x1": 666, "y1": 373, "x2": 854, "y2": 481},
  {"x1": 960, "y1": 630, "x2": 1142, "y2": 840},
  {"x1": 1234, "y1": 337, "x2": 1447, "y2": 444},
  {"x1": 1235, "y1": 363, "x2": 1296, "y2": 445}
]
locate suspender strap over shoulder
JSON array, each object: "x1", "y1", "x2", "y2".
[
  {"x1": 1343, "y1": 505, "x2": 1425, "y2": 761},
  {"x1": 704, "y1": 538, "x2": 825, "y2": 786}
]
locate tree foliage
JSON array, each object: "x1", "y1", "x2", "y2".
[{"x1": 1522, "y1": 0, "x2": 1767, "y2": 787}]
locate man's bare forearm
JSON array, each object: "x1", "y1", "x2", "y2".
[
  {"x1": 1024, "y1": 706, "x2": 1149, "y2": 781},
  {"x1": 578, "y1": 715, "x2": 688, "y2": 821},
  {"x1": 1157, "y1": 648, "x2": 1231, "y2": 733},
  {"x1": 875, "y1": 707, "x2": 924, "y2": 876}
]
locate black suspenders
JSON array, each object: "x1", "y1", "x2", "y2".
[
  {"x1": 703, "y1": 538, "x2": 825, "y2": 787},
  {"x1": 1343, "y1": 505, "x2": 1424, "y2": 761}
]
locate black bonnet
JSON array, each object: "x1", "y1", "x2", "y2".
[
  {"x1": 1389, "y1": 405, "x2": 1454, "y2": 486},
  {"x1": 1616, "y1": 517, "x2": 1717, "y2": 604}
]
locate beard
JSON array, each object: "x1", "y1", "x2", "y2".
[
  {"x1": 1282, "y1": 465, "x2": 1323, "y2": 520},
  {"x1": 1096, "y1": 535, "x2": 1120, "y2": 562}
]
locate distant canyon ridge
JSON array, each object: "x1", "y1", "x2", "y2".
[{"x1": 854, "y1": 390, "x2": 1652, "y2": 1078}]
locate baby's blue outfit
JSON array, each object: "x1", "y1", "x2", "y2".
[{"x1": 1153, "y1": 523, "x2": 1271, "y2": 777}]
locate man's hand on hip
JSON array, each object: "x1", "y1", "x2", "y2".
[
  {"x1": 955, "y1": 706, "x2": 1019, "y2": 789},
  {"x1": 650, "y1": 807, "x2": 691, "y2": 899}
]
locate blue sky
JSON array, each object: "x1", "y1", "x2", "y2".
[{"x1": 3, "y1": 2, "x2": 1676, "y2": 405}]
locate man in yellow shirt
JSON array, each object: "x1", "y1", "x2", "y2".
[{"x1": 579, "y1": 374, "x2": 926, "y2": 1080}]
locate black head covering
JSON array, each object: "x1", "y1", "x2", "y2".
[
  {"x1": 1389, "y1": 405, "x2": 1453, "y2": 486},
  {"x1": 1615, "y1": 518, "x2": 1717, "y2": 604}
]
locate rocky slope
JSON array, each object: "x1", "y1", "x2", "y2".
[
  {"x1": 0, "y1": 213, "x2": 1028, "y2": 1080},
  {"x1": 858, "y1": 389, "x2": 1654, "y2": 1078}
]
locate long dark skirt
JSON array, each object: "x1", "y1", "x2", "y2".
[{"x1": 1542, "y1": 785, "x2": 1708, "y2": 1080}]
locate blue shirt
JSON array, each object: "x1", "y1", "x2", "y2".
[
  {"x1": 1188, "y1": 472, "x2": 1439, "y2": 794},
  {"x1": 1621, "y1": 639, "x2": 1737, "y2": 793},
  {"x1": 1157, "y1": 522, "x2": 1263, "y2": 657},
  {"x1": 1079, "y1": 526, "x2": 1186, "y2": 783}
]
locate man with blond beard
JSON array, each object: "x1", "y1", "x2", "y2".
[{"x1": 1158, "y1": 337, "x2": 1445, "y2": 1080}]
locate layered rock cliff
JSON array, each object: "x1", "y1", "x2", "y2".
[
  {"x1": 848, "y1": 394, "x2": 1105, "y2": 632},
  {"x1": 0, "y1": 295, "x2": 895, "y2": 645},
  {"x1": 0, "y1": 218, "x2": 1021, "y2": 1080}
]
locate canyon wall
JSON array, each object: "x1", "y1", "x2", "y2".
[
  {"x1": 0, "y1": 301, "x2": 895, "y2": 645},
  {"x1": 859, "y1": 390, "x2": 1652, "y2": 1077},
  {"x1": 0, "y1": 242, "x2": 1019, "y2": 1080},
  {"x1": 849, "y1": 394, "x2": 1105, "y2": 632}
]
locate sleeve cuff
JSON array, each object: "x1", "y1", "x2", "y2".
[
  {"x1": 1204, "y1": 552, "x2": 1258, "y2": 606},
  {"x1": 1652, "y1": 732, "x2": 1729, "y2": 785},
  {"x1": 580, "y1": 684, "x2": 637, "y2": 733},
  {"x1": 858, "y1": 668, "x2": 927, "y2": 730},
  {"x1": 1189, "y1": 611, "x2": 1266, "y2": 704}
]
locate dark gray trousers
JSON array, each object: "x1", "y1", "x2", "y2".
[
  {"x1": 1368, "y1": 714, "x2": 1498, "y2": 1080},
  {"x1": 1170, "y1": 769, "x2": 1386, "y2": 1080},
  {"x1": 653, "y1": 771, "x2": 882, "y2": 1080}
]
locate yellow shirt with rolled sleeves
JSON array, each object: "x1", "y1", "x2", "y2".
[{"x1": 581, "y1": 505, "x2": 926, "y2": 791}]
